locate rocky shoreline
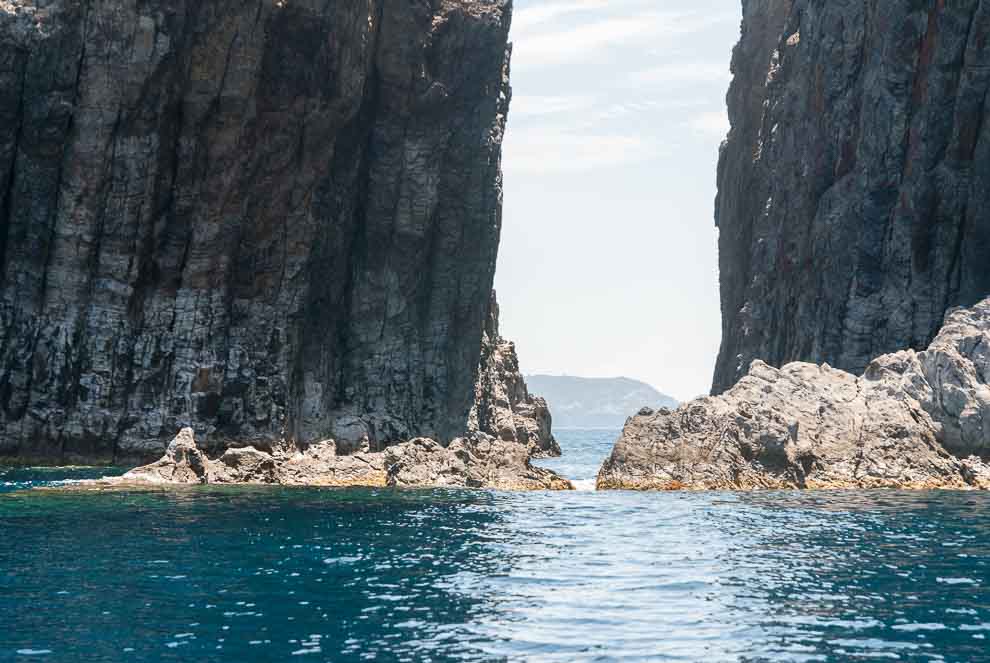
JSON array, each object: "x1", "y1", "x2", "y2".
[
  {"x1": 598, "y1": 299, "x2": 990, "y2": 492},
  {"x1": 69, "y1": 427, "x2": 572, "y2": 492}
]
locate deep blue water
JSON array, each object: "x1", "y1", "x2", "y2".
[{"x1": 1, "y1": 429, "x2": 989, "y2": 662}]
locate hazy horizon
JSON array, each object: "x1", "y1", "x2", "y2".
[{"x1": 495, "y1": 0, "x2": 741, "y2": 402}]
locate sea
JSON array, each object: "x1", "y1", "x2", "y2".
[{"x1": 1, "y1": 429, "x2": 988, "y2": 662}]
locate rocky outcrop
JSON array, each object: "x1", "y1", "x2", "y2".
[
  {"x1": 714, "y1": 0, "x2": 990, "y2": 394},
  {"x1": 469, "y1": 293, "x2": 560, "y2": 458},
  {"x1": 598, "y1": 298, "x2": 990, "y2": 491},
  {"x1": 0, "y1": 0, "x2": 515, "y2": 465},
  {"x1": 95, "y1": 427, "x2": 572, "y2": 491},
  {"x1": 386, "y1": 435, "x2": 571, "y2": 490}
]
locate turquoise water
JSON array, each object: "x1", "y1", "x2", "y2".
[{"x1": 1, "y1": 429, "x2": 989, "y2": 662}]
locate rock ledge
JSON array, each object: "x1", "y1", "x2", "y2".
[
  {"x1": 598, "y1": 298, "x2": 990, "y2": 491},
  {"x1": 78, "y1": 428, "x2": 572, "y2": 492}
]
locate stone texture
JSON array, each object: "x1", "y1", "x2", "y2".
[
  {"x1": 598, "y1": 298, "x2": 990, "y2": 491},
  {"x1": 0, "y1": 0, "x2": 516, "y2": 464},
  {"x1": 102, "y1": 426, "x2": 571, "y2": 490},
  {"x1": 469, "y1": 293, "x2": 560, "y2": 458},
  {"x1": 386, "y1": 434, "x2": 571, "y2": 490},
  {"x1": 714, "y1": 0, "x2": 990, "y2": 394}
]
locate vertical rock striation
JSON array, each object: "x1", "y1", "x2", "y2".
[
  {"x1": 0, "y1": 0, "x2": 517, "y2": 464},
  {"x1": 715, "y1": 0, "x2": 990, "y2": 394}
]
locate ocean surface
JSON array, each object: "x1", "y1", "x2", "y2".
[{"x1": 1, "y1": 429, "x2": 989, "y2": 662}]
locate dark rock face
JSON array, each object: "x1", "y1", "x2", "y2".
[
  {"x1": 598, "y1": 298, "x2": 990, "y2": 492},
  {"x1": 469, "y1": 293, "x2": 560, "y2": 458},
  {"x1": 714, "y1": 0, "x2": 990, "y2": 394},
  {"x1": 0, "y1": 0, "x2": 513, "y2": 464}
]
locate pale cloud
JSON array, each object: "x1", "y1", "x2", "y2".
[
  {"x1": 511, "y1": 95, "x2": 597, "y2": 118},
  {"x1": 526, "y1": 97, "x2": 710, "y2": 128},
  {"x1": 512, "y1": 9, "x2": 739, "y2": 69},
  {"x1": 503, "y1": 128, "x2": 659, "y2": 174},
  {"x1": 513, "y1": 12, "x2": 682, "y2": 68},
  {"x1": 626, "y1": 62, "x2": 730, "y2": 87},
  {"x1": 687, "y1": 109, "x2": 730, "y2": 137},
  {"x1": 512, "y1": 0, "x2": 611, "y2": 33}
]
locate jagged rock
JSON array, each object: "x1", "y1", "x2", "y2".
[
  {"x1": 386, "y1": 434, "x2": 572, "y2": 491},
  {"x1": 470, "y1": 293, "x2": 561, "y2": 458},
  {"x1": 111, "y1": 427, "x2": 570, "y2": 491},
  {"x1": 714, "y1": 0, "x2": 990, "y2": 394},
  {"x1": 121, "y1": 427, "x2": 211, "y2": 484},
  {"x1": 276, "y1": 442, "x2": 387, "y2": 488},
  {"x1": 598, "y1": 298, "x2": 990, "y2": 491},
  {"x1": 0, "y1": 0, "x2": 515, "y2": 464}
]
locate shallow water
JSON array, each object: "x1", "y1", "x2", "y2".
[{"x1": 1, "y1": 429, "x2": 988, "y2": 662}]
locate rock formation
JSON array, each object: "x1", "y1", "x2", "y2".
[
  {"x1": 598, "y1": 298, "x2": 990, "y2": 491},
  {"x1": 469, "y1": 293, "x2": 560, "y2": 458},
  {"x1": 0, "y1": 0, "x2": 522, "y2": 464},
  {"x1": 714, "y1": 0, "x2": 990, "y2": 394},
  {"x1": 89, "y1": 427, "x2": 572, "y2": 491}
]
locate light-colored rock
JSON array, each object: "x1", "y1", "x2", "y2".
[
  {"x1": 102, "y1": 427, "x2": 570, "y2": 491},
  {"x1": 598, "y1": 299, "x2": 990, "y2": 491},
  {"x1": 118, "y1": 428, "x2": 211, "y2": 485},
  {"x1": 386, "y1": 434, "x2": 573, "y2": 491}
]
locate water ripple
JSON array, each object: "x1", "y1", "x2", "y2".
[{"x1": 1, "y1": 433, "x2": 989, "y2": 662}]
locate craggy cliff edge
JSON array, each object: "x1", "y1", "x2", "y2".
[
  {"x1": 598, "y1": 298, "x2": 990, "y2": 491},
  {"x1": 470, "y1": 293, "x2": 560, "y2": 459},
  {"x1": 0, "y1": 0, "x2": 528, "y2": 465},
  {"x1": 714, "y1": 0, "x2": 990, "y2": 394}
]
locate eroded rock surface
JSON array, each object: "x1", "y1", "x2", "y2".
[
  {"x1": 0, "y1": 0, "x2": 514, "y2": 465},
  {"x1": 715, "y1": 0, "x2": 990, "y2": 394},
  {"x1": 598, "y1": 299, "x2": 990, "y2": 491},
  {"x1": 470, "y1": 294, "x2": 560, "y2": 458},
  {"x1": 386, "y1": 435, "x2": 571, "y2": 490},
  {"x1": 108, "y1": 427, "x2": 571, "y2": 491}
]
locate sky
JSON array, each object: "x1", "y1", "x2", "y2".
[{"x1": 495, "y1": 0, "x2": 743, "y2": 402}]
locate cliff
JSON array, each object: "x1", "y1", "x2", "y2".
[
  {"x1": 598, "y1": 298, "x2": 990, "y2": 491},
  {"x1": 0, "y1": 0, "x2": 516, "y2": 464},
  {"x1": 714, "y1": 0, "x2": 990, "y2": 394}
]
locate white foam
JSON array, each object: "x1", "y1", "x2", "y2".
[{"x1": 571, "y1": 479, "x2": 597, "y2": 492}]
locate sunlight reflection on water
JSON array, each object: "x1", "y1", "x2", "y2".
[{"x1": 1, "y1": 431, "x2": 988, "y2": 662}]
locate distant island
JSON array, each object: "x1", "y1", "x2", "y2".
[{"x1": 524, "y1": 376, "x2": 678, "y2": 429}]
